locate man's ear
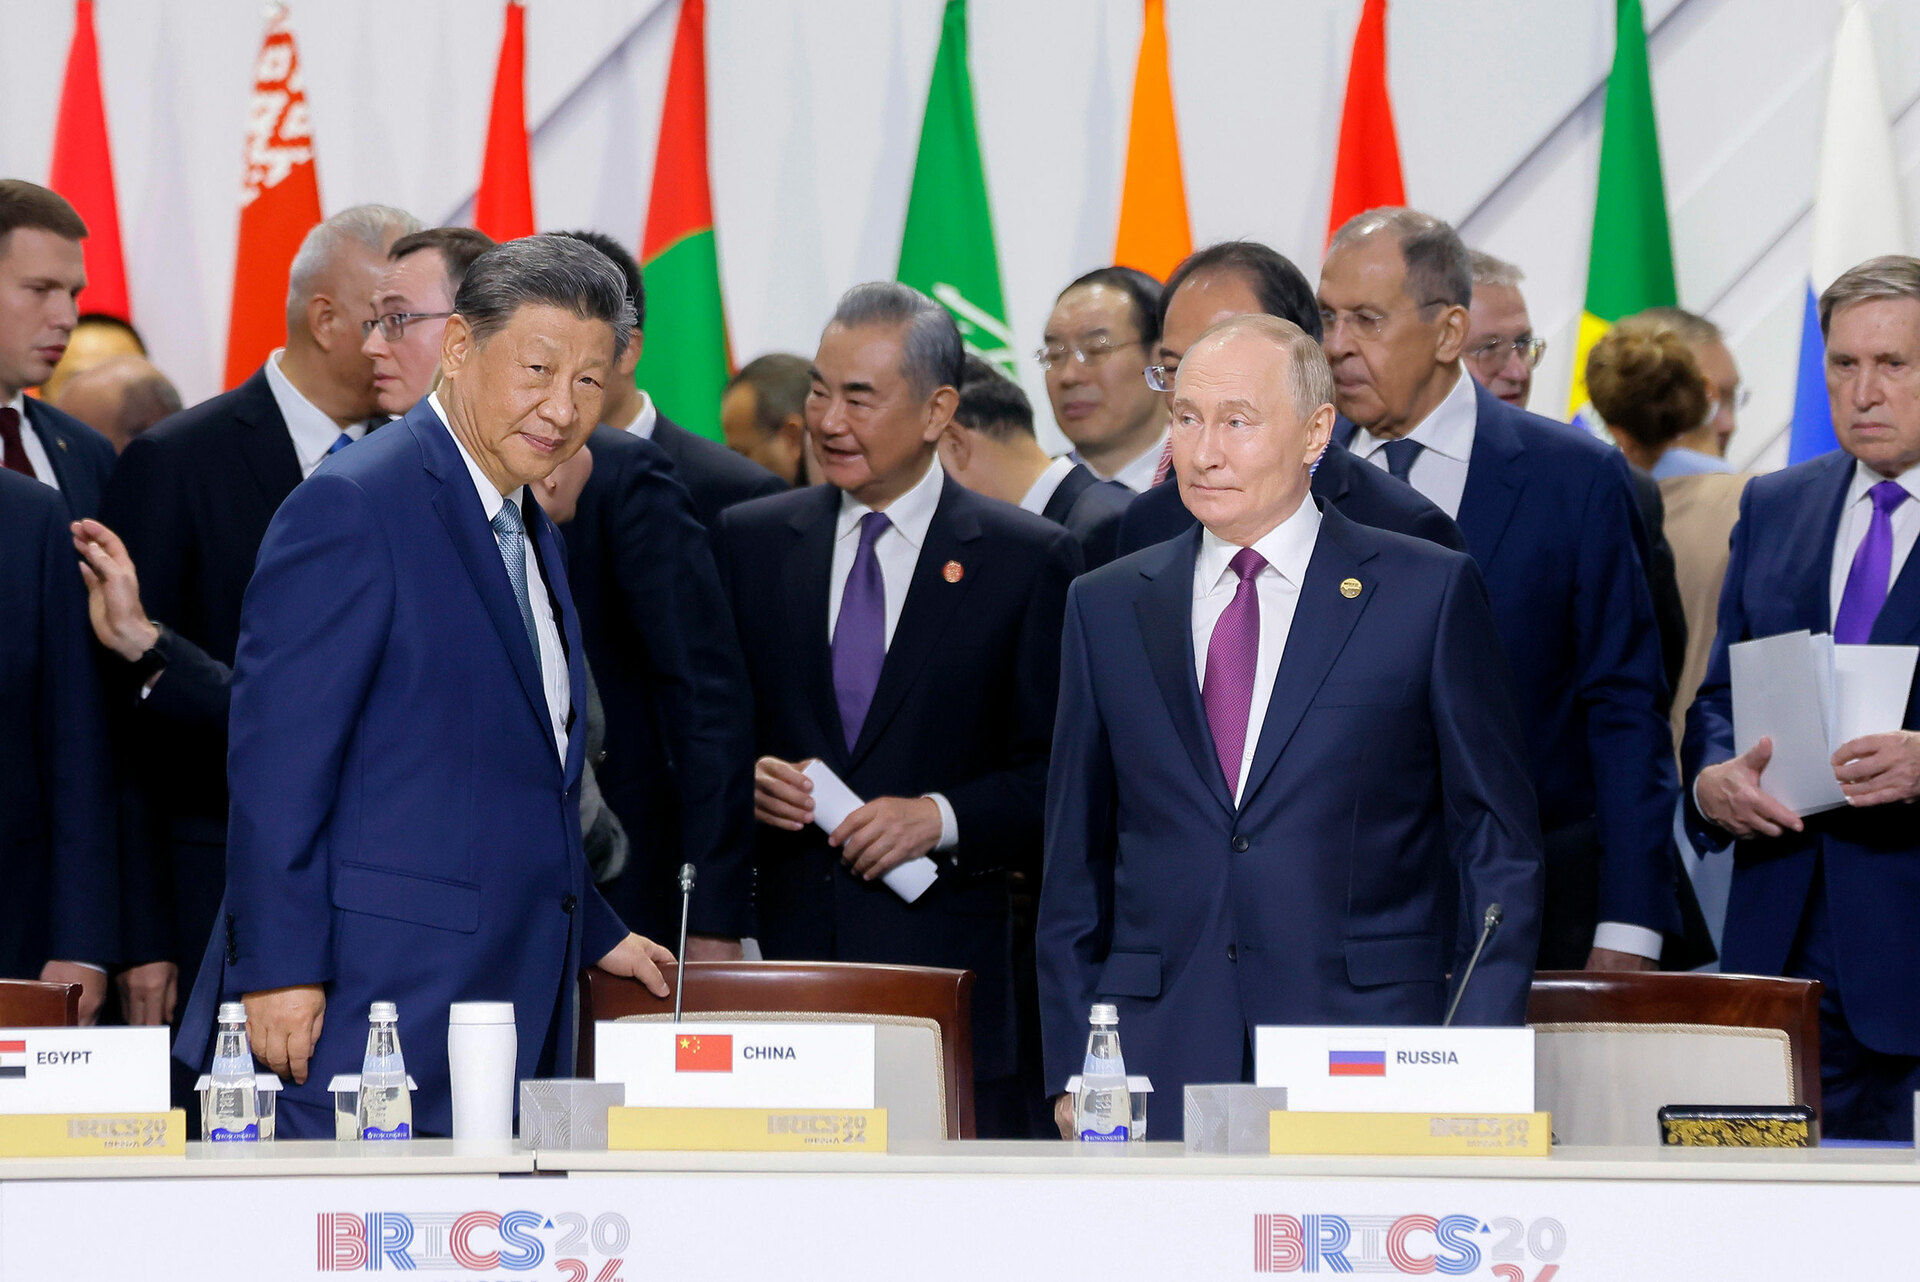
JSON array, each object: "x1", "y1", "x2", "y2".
[
  {"x1": 305, "y1": 293, "x2": 337, "y2": 352},
  {"x1": 617, "y1": 332, "x2": 642, "y2": 379},
  {"x1": 441, "y1": 313, "x2": 475, "y2": 376},
  {"x1": 923, "y1": 384, "x2": 960, "y2": 443},
  {"x1": 1304, "y1": 402, "x2": 1336, "y2": 468},
  {"x1": 940, "y1": 421, "x2": 972, "y2": 470},
  {"x1": 1432, "y1": 303, "x2": 1472, "y2": 364}
]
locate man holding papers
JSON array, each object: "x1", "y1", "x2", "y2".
[
  {"x1": 1685, "y1": 255, "x2": 1920, "y2": 1140},
  {"x1": 715, "y1": 283, "x2": 1080, "y2": 1137}
]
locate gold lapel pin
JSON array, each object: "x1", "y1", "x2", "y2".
[
  {"x1": 1340, "y1": 577, "x2": 1362, "y2": 599},
  {"x1": 56, "y1": 438, "x2": 69, "y2": 452},
  {"x1": 943, "y1": 560, "x2": 964, "y2": 583}
]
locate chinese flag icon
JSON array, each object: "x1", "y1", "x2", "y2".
[{"x1": 675, "y1": 1033, "x2": 732, "y2": 1073}]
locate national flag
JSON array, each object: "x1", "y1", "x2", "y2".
[
  {"x1": 1788, "y1": 1, "x2": 1907, "y2": 464},
  {"x1": 1112, "y1": 0, "x2": 1191, "y2": 281},
  {"x1": 634, "y1": 0, "x2": 730, "y2": 442},
  {"x1": 675, "y1": 1033, "x2": 732, "y2": 1073},
  {"x1": 48, "y1": 0, "x2": 131, "y2": 321},
  {"x1": 474, "y1": 1, "x2": 536, "y2": 242},
  {"x1": 1328, "y1": 1045, "x2": 1387, "y2": 1078},
  {"x1": 0, "y1": 1040, "x2": 25, "y2": 1078},
  {"x1": 222, "y1": 3, "x2": 322, "y2": 390},
  {"x1": 1324, "y1": 0, "x2": 1405, "y2": 243},
  {"x1": 1567, "y1": 0, "x2": 1676, "y2": 419},
  {"x1": 897, "y1": 0, "x2": 1017, "y2": 376}
]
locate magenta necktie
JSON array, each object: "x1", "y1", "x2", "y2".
[
  {"x1": 831, "y1": 511, "x2": 891, "y2": 750},
  {"x1": 1202, "y1": 547, "x2": 1267, "y2": 797},
  {"x1": 1834, "y1": 481, "x2": 1911, "y2": 643}
]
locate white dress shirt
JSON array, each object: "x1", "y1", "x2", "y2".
[
  {"x1": 1829, "y1": 458, "x2": 1920, "y2": 629},
  {"x1": 1192, "y1": 498, "x2": 1322, "y2": 805},
  {"x1": 428, "y1": 393, "x2": 571, "y2": 761},
  {"x1": 1020, "y1": 455, "x2": 1077, "y2": 516},
  {"x1": 1351, "y1": 364, "x2": 1478, "y2": 518},
  {"x1": 616, "y1": 391, "x2": 659, "y2": 441},
  {"x1": 827, "y1": 455, "x2": 958, "y2": 848},
  {"x1": 3, "y1": 393, "x2": 61, "y2": 493},
  {"x1": 265, "y1": 349, "x2": 367, "y2": 479},
  {"x1": 1073, "y1": 425, "x2": 1169, "y2": 495}
]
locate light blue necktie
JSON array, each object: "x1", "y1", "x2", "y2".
[{"x1": 489, "y1": 499, "x2": 543, "y2": 676}]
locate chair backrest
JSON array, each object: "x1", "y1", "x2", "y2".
[
  {"x1": 578, "y1": 961, "x2": 976, "y2": 1139},
  {"x1": 0, "y1": 980, "x2": 80, "y2": 1027},
  {"x1": 1527, "y1": 971, "x2": 1822, "y2": 1145}
]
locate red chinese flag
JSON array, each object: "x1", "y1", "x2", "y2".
[
  {"x1": 222, "y1": 4, "x2": 322, "y2": 390},
  {"x1": 474, "y1": 1, "x2": 536, "y2": 241},
  {"x1": 674, "y1": 1033, "x2": 732, "y2": 1073},
  {"x1": 48, "y1": 0, "x2": 130, "y2": 321},
  {"x1": 1325, "y1": 0, "x2": 1406, "y2": 243}
]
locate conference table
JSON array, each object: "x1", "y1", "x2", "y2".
[{"x1": 2, "y1": 1138, "x2": 1915, "y2": 1278}]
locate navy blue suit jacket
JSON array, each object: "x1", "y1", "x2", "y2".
[
  {"x1": 176, "y1": 400, "x2": 627, "y2": 1135},
  {"x1": 0, "y1": 469, "x2": 116, "y2": 975},
  {"x1": 650, "y1": 412, "x2": 786, "y2": 530},
  {"x1": 1039, "y1": 505, "x2": 1543, "y2": 1137},
  {"x1": 1336, "y1": 381, "x2": 1681, "y2": 941},
  {"x1": 23, "y1": 395, "x2": 115, "y2": 519},
  {"x1": 1039, "y1": 463, "x2": 1131, "y2": 569},
  {"x1": 1683, "y1": 452, "x2": 1920, "y2": 1053}
]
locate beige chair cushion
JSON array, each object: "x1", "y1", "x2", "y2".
[
  {"x1": 1534, "y1": 1021, "x2": 1798, "y2": 1146},
  {"x1": 617, "y1": 1011, "x2": 947, "y2": 1141}
]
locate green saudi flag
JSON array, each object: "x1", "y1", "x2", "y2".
[{"x1": 897, "y1": 0, "x2": 1017, "y2": 376}]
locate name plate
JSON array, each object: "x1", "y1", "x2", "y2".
[
  {"x1": 1270, "y1": 1111, "x2": 1550, "y2": 1157},
  {"x1": 1254, "y1": 1026, "x2": 1533, "y2": 1114},
  {"x1": 0, "y1": 1109, "x2": 187, "y2": 1157},
  {"x1": 594, "y1": 1022, "x2": 875, "y2": 1109},
  {"x1": 0, "y1": 1027, "x2": 171, "y2": 1115},
  {"x1": 607, "y1": 1106, "x2": 888, "y2": 1152}
]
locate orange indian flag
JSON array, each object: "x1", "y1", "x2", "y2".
[
  {"x1": 675, "y1": 1033, "x2": 732, "y2": 1073},
  {"x1": 475, "y1": 1, "x2": 536, "y2": 241},
  {"x1": 1112, "y1": 0, "x2": 1191, "y2": 280}
]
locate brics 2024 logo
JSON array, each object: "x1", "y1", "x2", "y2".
[
  {"x1": 1254, "y1": 1213, "x2": 1566, "y2": 1277},
  {"x1": 318, "y1": 1210, "x2": 630, "y2": 1275}
]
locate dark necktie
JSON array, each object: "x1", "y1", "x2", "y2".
[
  {"x1": 326, "y1": 431, "x2": 353, "y2": 457},
  {"x1": 1834, "y1": 480, "x2": 1912, "y2": 643},
  {"x1": 1381, "y1": 437, "x2": 1424, "y2": 482},
  {"x1": 831, "y1": 511, "x2": 891, "y2": 751},
  {"x1": 0, "y1": 406, "x2": 36, "y2": 479},
  {"x1": 1202, "y1": 547, "x2": 1267, "y2": 798}
]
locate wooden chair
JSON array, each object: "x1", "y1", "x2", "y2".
[
  {"x1": 0, "y1": 979, "x2": 82, "y2": 1027},
  {"x1": 580, "y1": 961, "x2": 977, "y2": 1139},
  {"x1": 1528, "y1": 970, "x2": 1822, "y2": 1143}
]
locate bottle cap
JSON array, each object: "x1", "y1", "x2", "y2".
[
  {"x1": 369, "y1": 1001, "x2": 398, "y2": 1022},
  {"x1": 217, "y1": 1001, "x2": 247, "y2": 1025},
  {"x1": 448, "y1": 1001, "x2": 515, "y2": 1026},
  {"x1": 1089, "y1": 1003, "x2": 1118, "y2": 1025}
]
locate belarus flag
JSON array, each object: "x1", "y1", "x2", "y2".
[
  {"x1": 675, "y1": 1033, "x2": 732, "y2": 1073},
  {"x1": 0, "y1": 1040, "x2": 25, "y2": 1078}
]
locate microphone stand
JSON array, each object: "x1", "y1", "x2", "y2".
[
  {"x1": 1443, "y1": 903, "x2": 1504, "y2": 1027},
  {"x1": 673, "y1": 863, "x2": 696, "y2": 1024}
]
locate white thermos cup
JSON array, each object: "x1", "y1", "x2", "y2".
[{"x1": 447, "y1": 1001, "x2": 517, "y2": 1140}]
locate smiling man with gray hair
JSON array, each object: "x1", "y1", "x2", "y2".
[{"x1": 176, "y1": 235, "x2": 675, "y2": 1138}]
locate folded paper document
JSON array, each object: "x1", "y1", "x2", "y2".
[{"x1": 801, "y1": 760, "x2": 939, "y2": 903}]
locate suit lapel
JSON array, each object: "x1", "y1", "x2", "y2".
[
  {"x1": 1043, "y1": 464, "x2": 1096, "y2": 525},
  {"x1": 784, "y1": 488, "x2": 846, "y2": 767},
  {"x1": 22, "y1": 400, "x2": 78, "y2": 494},
  {"x1": 230, "y1": 371, "x2": 303, "y2": 509},
  {"x1": 1455, "y1": 384, "x2": 1525, "y2": 566},
  {"x1": 1790, "y1": 452, "x2": 1857, "y2": 633},
  {"x1": 528, "y1": 500, "x2": 585, "y2": 786},
  {"x1": 1134, "y1": 526, "x2": 1235, "y2": 818}
]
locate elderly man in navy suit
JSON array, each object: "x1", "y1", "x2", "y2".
[
  {"x1": 1686, "y1": 256, "x2": 1920, "y2": 1139},
  {"x1": 1040, "y1": 315, "x2": 1542, "y2": 1139},
  {"x1": 176, "y1": 236, "x2": 675, "y2": 1137}
]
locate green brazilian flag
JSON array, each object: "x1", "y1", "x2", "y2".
[{"x1": 898, "y1": 0, "x2": 1017, "y2": 377}]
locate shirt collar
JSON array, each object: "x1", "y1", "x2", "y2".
[
  {"x1": 1072, "y1": 426, "x2": 1169, "y2": 490},
  {"x1": 1652, "y1": 445, "x2": 1735, "y2": 479},
  {"x1": 1353, "y1": 364, "x2": 1477, "y2": 462},
  {"x1": 266, "y1": 349, "x2": 363, "y2": 471},
  {"x1": 1196, "y1": 495, "x2": 1322, "y2": 596},
  {"x1": 837, "y1": 453, "x2": 945, "y2": 551},
  {"x1": 617, "y1": 390, "x2": 658, "y2": 439},
  {"x1": 1849, "y1": 456, "x2": 1920, "y2": 507},
  {"x1": 427, "y1": 391, "x2": 523, "y2": 523},
  {"x1": 1020, "y1": 455, "x2": 1077, "y2": 515}
]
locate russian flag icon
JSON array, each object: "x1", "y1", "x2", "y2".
[{"x1": 1328, "y1": 1046, "x2": 1386, "y2": 1077}]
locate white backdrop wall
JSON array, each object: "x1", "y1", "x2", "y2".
[{"x1": 3, "y1": 0, "x2": 1919, "y2": 466}]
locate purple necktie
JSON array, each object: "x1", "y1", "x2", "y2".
[
  {"x1": 831, "y1": 511, "x2": 891, "y2": 750},
  {"x1": 1202, "y1": 547, "x2": 1267, "y2": 797},
  {"x1": 1834, "y1": 481, "x2": 1911, "y2": 644}
]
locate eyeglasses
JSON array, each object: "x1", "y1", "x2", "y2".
[
  {"x1": 361, "y1": 311, "x2": 453, "y2": 342},
  {"x1": 1724, "y1": 384, "x2": 1753, "y2": 412},
  {"x1": 1035, "y1": 336, "x2": 1144, "y2": 371},
  {"x1": 1145, "y1": 362, "x2": 1177, "y2": 393},
  {"x1": 1318, "y1": 301, "x2": 1447, "y2": 342},
  {"x1": 1465, "y1": 335, "x2": 1548, "y2": 370}
]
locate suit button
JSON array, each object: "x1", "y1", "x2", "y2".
[
  {"x1": 1227, "y1": 944, "x2": 1238, "y2": 962},
  {"x1": 1231, "y1": 835, "x2": 1250, "y2": 853},
  {"x1": 560, "y1": 894, "x2": 578, "y2": 913}
]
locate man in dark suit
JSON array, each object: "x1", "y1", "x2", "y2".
[
  {"x1": 1685, "y1": 256, "x2": 1920, "y2": 1139},
  {"x1": 1041, "y1": 315, "x2": 1542, "y2": 1139},
  {"x1": 0, "y1": 469, "x2": 116, "y2": 1021},
  {"x1": 175, "y1": 235, "x2": 675, "y2": 1137},
  {"x1": 1114, "y1": 241, "x2": 1466, "y2": 556},
  {"x1": 720, "y1": 283, "x2": 1080, "y2": 1137},
  {"x1": 938, "y1": 355, "x2": 1130, "y2": 569},
  {"x1": 97, "y1": 204, "x2": 418, "y2": 1036},
  {"x1": 1321, "y1": 207, "x2": 1690, "y2": 972},
  {"x1": 560, "y1": 232, "x2": 784, "y2": 528},
  {"x1": 0, "y1": 181, "x2": 115, "y2": 518}
]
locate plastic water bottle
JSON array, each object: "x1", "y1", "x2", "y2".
[
  {"x1": 357, "y1": 1001, "x2": 413, "y2": 1141},
  {"x1": 1074, "y1": 1003, "x2": 1131, "y2": 1142},
  {"x1": 206, "y1": 1001, "x2": 259, "y2": 1142}
]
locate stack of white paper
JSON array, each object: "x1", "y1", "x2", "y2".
[
  {"x1": 1730, "y1": 631, "x2": 1919, "y2": 816},
  {"x1": 801, "y1": 759, "x2": 941, "y2": 903}
]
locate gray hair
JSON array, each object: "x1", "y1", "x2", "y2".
[
  {"x1": 1186, "y1": 312, "x2": 1335, "y2": 422},
  {"x1": 1469, "y1": 249, "x2": 1524, "y2": 290},
  {"x1": 825, "y1": 282, "x2": 963, "y2": 398},
  {"x1": 1819, "y1": 255, "x2": 1920, "y2": 336},
  {"x1": 1637, "y1": 305, "x2": 1723, "y2": 345},
  {"x1": 286, "y1": 204, "x2": 420, "y2": 311},
  {"x1": 454, "y1": 234, "x2": 637, "y2": 360},
  {"x1": 1328, "y1": 207, "x2": 1473, "y2": 309}
]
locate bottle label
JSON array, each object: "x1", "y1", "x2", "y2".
[
  {"x1": 1078, "y1": 1124, "x2": 1129, "y2": 1142},
  {"x1": 1083, "y1": 1055, "x2": 1124, "y2": 1076},
  {"x1": 362, "y1": 1122, "x2": 412, "y2": 1141},
  {"x1": 209, "y1": 1123, "x2": 259, "y2": 1142}
]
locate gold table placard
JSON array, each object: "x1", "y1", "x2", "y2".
[
  {"x1": 1270, "y1": 1111, "x2": 1550, "y2": 1157},
  {"x1": 0, "y1": 1109, "x2": 187, "y2": 1157},
  {"x1": 608, "y1": 1106, "x2": 888, "y2": 1152}
]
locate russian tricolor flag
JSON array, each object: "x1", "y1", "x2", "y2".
[
  {"x1": 1788, "y1": 1, "x2": 1907, "y2": 465},
  {"x1": 1328, "y1": 1045, "x2": 1387, "y2": 1077}
]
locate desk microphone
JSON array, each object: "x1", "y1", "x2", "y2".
[
  {"x1": 673, "y1": 863, "x2": 696, "y2": 1024},
  {"x1": 1443, "y1": 902, "x2": 1503, "y2": 1028}
]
